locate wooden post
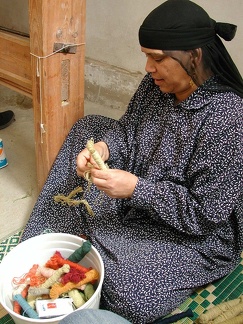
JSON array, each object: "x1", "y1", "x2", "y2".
[{"x1": 28, "y1": 0, "x2": 86, "y2": 191}]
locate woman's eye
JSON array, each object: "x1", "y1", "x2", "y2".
[{"x1": 153, "y1": 56, "x2": 166, "y2": 62}]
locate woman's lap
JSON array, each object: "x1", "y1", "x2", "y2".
[
  {"x1": 20, "y1": 114, "x2": 195, "y2": 323},
  {"x1": 21, "y1": 115, "x2": 117, "y2": 241}
]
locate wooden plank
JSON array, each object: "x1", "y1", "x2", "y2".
[
  {"x1": 29, "y1": 0, "x2": 86, "y2": 190},
  {"x1": 0, "y1": 30, "x2": 32, "y2": 97}
]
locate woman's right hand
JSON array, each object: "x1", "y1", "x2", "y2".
[{"x1": 76, "y1": 141, "x2": 109, "y2": 177}]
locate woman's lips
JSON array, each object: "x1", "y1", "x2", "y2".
[{"x1": 153, "y1": 78, "x2": 164, "y2": 86}]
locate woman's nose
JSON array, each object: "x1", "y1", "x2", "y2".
[{"x1": 145, "y1": 57, "x2": 156, "y2": 73}]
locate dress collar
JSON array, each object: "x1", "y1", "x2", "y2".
[{"x1": 171, "y1": 76, "x2": 221, "y2": 110}]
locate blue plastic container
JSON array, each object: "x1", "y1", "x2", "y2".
[{"x1": 0, "y1": 138, "x2": 8, "y2": 168}]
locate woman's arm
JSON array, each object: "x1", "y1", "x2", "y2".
[{"x1": 130, "y1": 107, "x2": 242, "y2": 236}]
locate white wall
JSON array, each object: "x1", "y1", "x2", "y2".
[
  {"x1": 0, "y1": 1, "x2": 242, "y2": 109},
  {"x1": 86, "y1": 0, "x2": 243, "y2": 75},
  {"x1": 0, "y1": 1, "x2": 242, "y2": 74},
  {"x1": 0, "y1": 0, "x2": 29, "y2": 34}
]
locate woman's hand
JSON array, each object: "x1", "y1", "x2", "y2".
[
  {"x1": 76, "y1": 141, "x2": 109, "y2": 177},
  {"x1": 90, "y1": 168, "x2": 138, "y2": 199},
  {"x1": 77, "y1": 141, "x2": 138, "y2": 198}
]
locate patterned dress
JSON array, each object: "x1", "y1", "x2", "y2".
[{"x1": 21, "y1": 74, "x2": 243, "y2": 323}]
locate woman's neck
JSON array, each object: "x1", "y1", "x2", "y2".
[
  {"x1": 174, "y1": 79, "x2": 198, "y2": 104},
  {"x1": 174, "y1": 69, "x2": 214, "y2": 104}
]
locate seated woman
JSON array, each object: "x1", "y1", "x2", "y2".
[{"x1": 21, "y1": 0, "x2": 243, "y2": 323}]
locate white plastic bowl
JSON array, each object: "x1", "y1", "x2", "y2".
[{"x1": 0, "y1": 233, "x2": 104, "y2": 324}]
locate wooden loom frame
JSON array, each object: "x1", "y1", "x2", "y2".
[{"x1": 0, "y1": 0, "x2": 86, "y2": 191}]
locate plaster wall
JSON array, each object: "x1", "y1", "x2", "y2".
[
  {"x1": 86, "y1": 0, "x2": 243, "y2": 110},
  {"x1": 0, "y1": 0, "x2": 29, "y2": 35},
  {"x1": 0, "y1": 1, "x2": 242, "y2": 110},
  {"x1": 86, "y1": 1, "x2": 243, "y2": 74}
]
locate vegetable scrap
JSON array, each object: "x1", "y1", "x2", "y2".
[
  {"x1": 11, "y1": 241, "x2": 98, "y2": 319},
  {"x1": 196, "y1": 295, "x2": 243, "y2": 324}
]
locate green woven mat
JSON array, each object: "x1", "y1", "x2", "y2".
[
  {"x1": 0, "y1": 230, "x2": 23, "y2": 324},
  {"x1": 0, "y1": 315, "x2": 14, "y2": 324},
  {"x1": 0, "y1": 231, "x2": 22, "y2": 324},
  {"x1": 0, "y1": 231, "x2": 23, "y2": 263},
  {"x1": 172, "y1": 256, "x2": 243, "y2": 323},
  {"x1": 0, "y1": 230, "x2": 242, "y2": 324}
]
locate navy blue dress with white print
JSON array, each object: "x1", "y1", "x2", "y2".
[{"x1": 21, "y1": 73, "x2": 243, "y2": 323}]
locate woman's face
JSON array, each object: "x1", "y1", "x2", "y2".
[{"x1": 141, "y1": 47, "x2": 194, "y2": 95}]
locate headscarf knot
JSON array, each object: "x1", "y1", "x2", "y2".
[{"x1": 215, "y1": 22, "x2": 237, "y2": 41}]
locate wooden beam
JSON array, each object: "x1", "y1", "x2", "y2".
[
  {"x1": 0, "y1": 30, "x2": 32, "y2": 97},
  {"x1": 29, "y1": 0, "x2": 86, "y2": 191}
]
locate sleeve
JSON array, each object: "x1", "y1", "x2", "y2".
[
  {"x1": 102, "y1": 73, "x2": 155, "y2": 169},
  {"x1": 130, "y1": 100, "x2": 243, "y2": 236}
]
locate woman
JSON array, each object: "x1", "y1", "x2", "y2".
[{"x1": 21, "y1": 0, "x2": 243, "y2": 322}]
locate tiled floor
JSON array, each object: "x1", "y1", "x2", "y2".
[{"x1": 0, "y1": 85, "x2": 124, "y2": 241}]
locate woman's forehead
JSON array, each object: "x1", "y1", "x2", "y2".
[
  {"x1": 140, "y1": 47, "x2": 186, "y2": 59},
  {"x1": 141, "y1": 47, "x2": 164, "y2": 55}
]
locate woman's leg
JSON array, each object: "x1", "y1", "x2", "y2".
[
  {"x1": 21, "y1": 115, "x2": 117, "y2": 242},
  {"x1": 59, "y1": 309, "x2": 131, "y2": 324}
]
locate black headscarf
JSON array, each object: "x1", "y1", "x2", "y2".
[{"x1": 139, "y1": 0, "x2": 243, "y2": 98}]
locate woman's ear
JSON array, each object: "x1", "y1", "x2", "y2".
[{"x1": 191, "y1": 48, "x2": 202, "y2": 68}]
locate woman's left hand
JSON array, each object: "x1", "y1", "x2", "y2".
[{"x1": 90, "y1": 168, "x2": 138, "y2": 199}]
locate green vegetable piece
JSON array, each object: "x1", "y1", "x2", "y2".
[{"x1": 67, "y1": 240, "x2": 92, "y2": 263}]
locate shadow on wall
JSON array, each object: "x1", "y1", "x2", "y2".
[{"x1": 84, "y1": 58, "x2": 144, "y2": 112}]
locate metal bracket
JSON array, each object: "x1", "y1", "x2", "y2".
[{"x1": 53, "y1": 43, "x2": 77, "y2": 54}]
